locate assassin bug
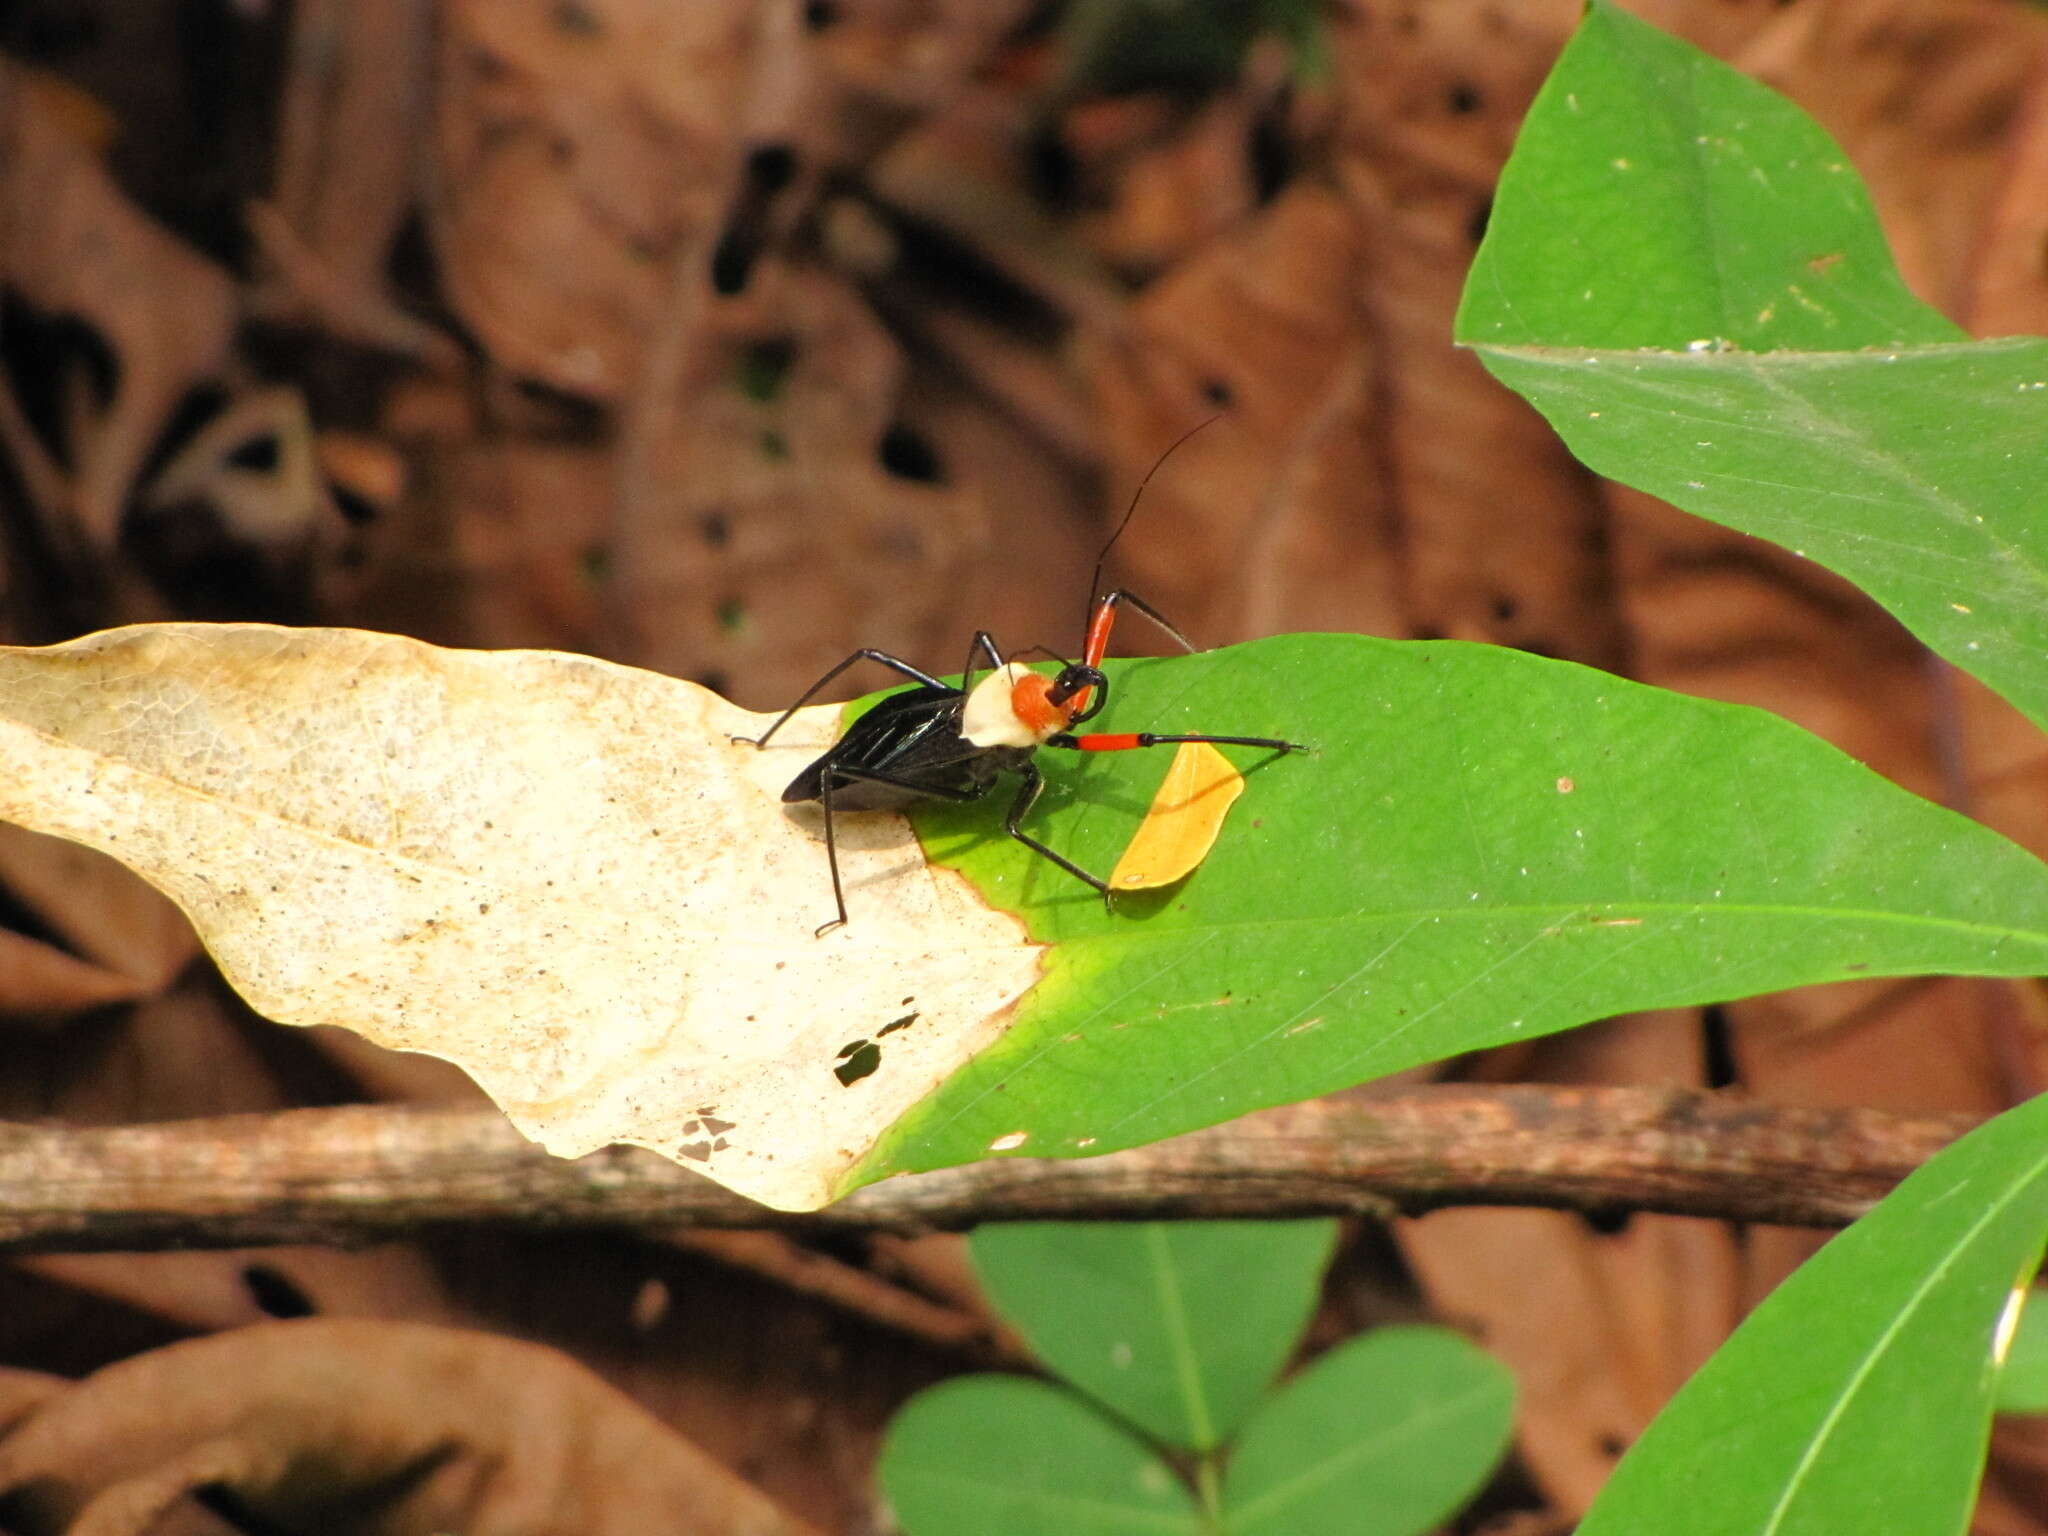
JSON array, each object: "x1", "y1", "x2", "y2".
[{"x1": 738, "y1": 424, "x2": 1305, "y2": 935}]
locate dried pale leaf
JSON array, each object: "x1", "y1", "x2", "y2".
[
  {"x1": 0, "y1": 624, "x2": 1041, "y2": 1210},
  {"x1": 1108, "y1": 740, "x2": 1244, "y2": 891}
]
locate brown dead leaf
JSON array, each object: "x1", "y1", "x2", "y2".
[
  {"x1": 610, "y1": 262, "x2": 987, "y2": 706},
  {"x1": 1084, "y1": 183, "x2": 1403, "y2": 645},
  {"x1": 139, "y1": 387, "x2": 339, "y2": 556},
  {"x1": 0, "y1": 929, "x2": 144, "y2": 1017},
  {"x1": 430, "y1": 1, "x2": 753, "y2": 397},
  {"x1": 1401, "y1": 1010, "x2": 1739, "y2": 1515},
  {"x1": 0, "y1": 824, "x2": 195, "y2": 993},
  {"x1": 0, "y1": 1318, "x2": 821, "y2": 1536},
  {"x1": 0, "y1": 61, "x2": 237, "y2": 548},
  {"x1": 1328, "y1": 0, "x2": 1628, "y2": 668},
  {"x1": 0, "y1": 623, "x2": 1041, "y2": 1210}
]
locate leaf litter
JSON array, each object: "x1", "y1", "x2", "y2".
[{"x1": 0, "y1": 623, "x2": 1043, "y2": 1211}]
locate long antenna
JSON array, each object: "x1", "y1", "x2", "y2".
[{"x1": 1085, "y1": 414, "x2": 1222, "y2": 629}]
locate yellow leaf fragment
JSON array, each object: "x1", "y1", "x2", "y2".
[
  {"x1": 0, "y1": 624, "x2": 1044, "y2": 1210},
  {"x1": 1108, "y1": 740, "x2": 1246, "y2": 892}
]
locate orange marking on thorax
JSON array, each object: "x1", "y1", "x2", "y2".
[{"x1": 1010, "y1": 671, "x2": 1074, "y2": 737}]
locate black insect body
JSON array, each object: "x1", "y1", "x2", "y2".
[
  {"x1": 777, "y1": 671, "x2": 1032, "y2": 814},
  {"x1": 739, "y1": 437, "x2": 1304, "y2": 934}
]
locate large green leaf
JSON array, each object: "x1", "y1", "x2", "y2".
[
  {"x1": 1470, "y1": 340, "x2": 2048, "y2": 734},
  {"x1": 849, "y1": 636, "x2": 2048, "y2": 1186},
  {"x1": 1459, "y1": 2, "x2": 1954, "y2": 353},
  {"x1": 969, "y1": 1220, "x2": 1338, "y2": 1451},
  {"x1": 1576, "y1": 1091, "x2": 2048, "y2": 1536},
  {"x1": 1457, "y1": 4, "x2": 2048, "y2": 730},
  {"x1": 1221, "y1": 1327, "x2": 1514, "y2": 1536},
  {"x1": 878, "y1": 1376, "x2": 1201, "y2": 1536}
]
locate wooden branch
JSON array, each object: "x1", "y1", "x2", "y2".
[{"x1": 0, "y1": 1086, "x2": 1980, "y2": 1252}]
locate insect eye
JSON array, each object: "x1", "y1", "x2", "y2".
[{"x1": 1048, "y1": 666, "x2": 1091, "y2": 705}]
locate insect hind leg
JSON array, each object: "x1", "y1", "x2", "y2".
[{"x1": 798, "y1": 765, "x2": 987, "y2": 936}]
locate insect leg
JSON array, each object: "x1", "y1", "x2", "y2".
[
  {"x1": 960, "y1": 631, "x2": 1005, "y2": 697},
  {"x1": 814, "y1": 773, "x2": 850, "y2": 937},
  {"x1": 1083, "y1": 589, "x2": 1200, "y2": 667},
  {"x1": 798, "y1": 766, "x2": 987, "y2": 934},
  {"x1": 1048, "y1": 731, "x2": 1306, "y2": 754},
  {"x1": 1002, "y1": 763, "x2": 1111, "y2": 895},
  {"x1": 739, "y1": 650, "x2": 952, "y2": 748}
]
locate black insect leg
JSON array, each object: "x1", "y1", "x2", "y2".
[
  {"x1": 1002, "y1": 764, "x2": 1112, "y2": 897},
  {"x1": 959, "y1": 631, "x2": 1006, "y2": 696},
  {"x1": 802, "y1": 766, "x2": 988, "y2": 937},
  {"x1": 814, "y1": 772, "x2": 849, "y2": 937},
  {"x1": 738, "y1": 650, "x2": 953, "y2": 748},
  {"x1": 1093, "y1": 589, "x2": 1201, "y2": 654}
]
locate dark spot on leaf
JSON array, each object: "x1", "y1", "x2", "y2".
[
  {"x1": 1200, "y1": 377, "x2": 1235, "y2": 408},
  {"x1": 679, "y1": 1141, "x2": 713, "y2": 1162},
  {"x1": 1447, "y1": 81, "x2": 1483, "y2": 114},
  {"x1": 332, "y1": 483, "x2": 378, "y2": 525},
  {"x1": 1027, "y1": 122, "x2": 1079, "y2": 210},
  {"x1": 746, "y1": 142, "x2": 798, "y2": 196},
  {"x1": 701, "y1": 1116, "x2": 735, "y2": 1135},
  {"x1": 223, "y1": 435, "x2": 280, "y2": 472},
  {"x1": 878, "y1": 423, "x2": 944, "y2": 483},
  {"x1": 877, "y1": 1012, "x2": 919, "y2": 1036},
  {"x1": 835, "y1": 1042, "x2": 883, "y2": 1086},
  {"x1": 734, "y1": 337, "x2": 797, "y2": 402},
  {"x1": 242, "y1": 1264, "x2": 315, "y2": 1318}
]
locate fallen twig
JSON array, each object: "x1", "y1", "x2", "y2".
[{"x1": 0, "y1": 1085, "x2": 1980, "y2": 1252}]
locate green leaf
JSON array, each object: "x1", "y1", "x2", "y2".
[
  {"x1": 878, "y1": 1376, "x2": 1201, "y2": 1536},
  {"x1": 969, "y1": 1220, "x2": 1339, "y2": 1451},
  {"x1": 1576, "y1": 1092, "x2": 2048, "y2": 1536},
  {"x1": 848, "y1": 636, "x2": 2048, "y2": 1186},
  {"x1": 1459, "y1": 2, "x2": 1955, "y2": 352},
  {"x1": 1456, "y1": 4, "x2": 2048, "y2": 729},
  {"x1": 1221, "y1": 1327, "x2": 1515, "y2": 1536},
  {"x1": 1469, "y1": 340, "x2": 2048, "y2": 733},
  {"x1": 1994, "y1": 1286, "x2": 2048, "y2": 1416}
]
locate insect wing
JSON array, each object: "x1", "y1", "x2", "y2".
[{"x1": 1109, "y1": 740, "x2": 1246, "y2": 891}]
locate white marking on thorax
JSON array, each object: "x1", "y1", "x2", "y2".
[{"x1": 961, "y1": 663, "x2": 1042, "y2": 749}]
